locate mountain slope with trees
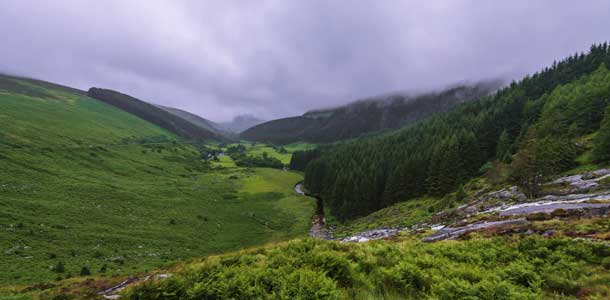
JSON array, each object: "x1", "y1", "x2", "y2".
[
  {"x1": 241, "y1": 82, "x2": 499, "y2": 144},
  {"x1": 301, "y1": 43, "x2": 610, "y2": 221}
]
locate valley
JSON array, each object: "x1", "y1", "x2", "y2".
[
  {"x1": 1, "y1": 20, "x2": 610, "y2": 300},
  {"x1": 0, "y1": 76, "x2": 316, "y2": 287}
]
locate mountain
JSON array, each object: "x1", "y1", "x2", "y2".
[
  {"x1": 302, "y1": 43, "x2": 610, "y2": 221},
  {"x1": 157, "y1": 105, "x2": 238, "y2": 140},
  {"x1": 87, "y1": 88, "x2": 222, "y2": 140},
  {"x1": 240, "y1": 82, "x2": 500, "y2": 144},
  {"x1": 219, "y1": 114, "x2": 266, "y2": 133}
]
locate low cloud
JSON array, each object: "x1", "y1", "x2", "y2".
[{"x1": 1, "y1": 1, "x2": 609, "y2": 121}]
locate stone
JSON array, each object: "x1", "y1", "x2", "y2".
[{"x1": 542, "y1": 230, "x2": 556, "y2": 237}]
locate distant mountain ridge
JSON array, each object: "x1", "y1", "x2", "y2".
[
  {"x1": 157, "y1": 105, "x2": 237, "y2": 140},
  {"x1": 87, "y1": 88, "x2": 222, "y2": 141},
  {"x1": 219, "y1": 114, "x2": 266, "y2": 133},
  {"x1": 241, "y1": 81, "x2": 501, "y2": 144}
]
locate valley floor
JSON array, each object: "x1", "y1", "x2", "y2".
[{"x1": 0, "y1": 142, "x2": 315, "y2": 287}]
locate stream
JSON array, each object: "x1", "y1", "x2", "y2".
[{"x1": 295, "y1": 183, "x2": 333, "y2": 239}]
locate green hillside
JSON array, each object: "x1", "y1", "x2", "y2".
[
  {"x1": 302, "y1": 43, "x2": 610, "y2": 221},
  {"x1": 157, "y1": 105, "x2": 237, "y2": 141},
  {"x1": 0, "y1": 76, "x2": 314, "y2": 284},
  {"x1": 240, "y1": 83, "x2": 498, "y2": 144},
  {"x1": 86, "y1": 88, "x2": 221, "y2": 141}
]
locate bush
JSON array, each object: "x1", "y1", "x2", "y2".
[
  {"x1": 278, "y1": 269, "x2": 342, "y2": 300},
  {"x1": 310, "y1": 251, "x2": 355, "y2": 287},
  {"x1": 501, "y1": 260, "x2": 541, "y2": 289},
  {"x1": 79, "y1": 266, "x2": 91, "y2": 276},
  {"x1": 125, "y1": 237, "x2": 610, "y2": 300},
  {"x1": 380, "y1": 261, "x2": 430, "y2": 295},
  {"x1": 51, "y1": 262, "x2": 65, "y2": 273}
]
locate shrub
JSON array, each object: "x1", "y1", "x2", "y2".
[
  {"x1": 51, "y1": 262, "x2": 65, "y2": 273},
  {"x1": 79, "y1": 266, "x2": 91, "y2": 276},
  {"x1": 380, "y1": 261, "x2": 430, "y2": 295},
  {"x1": 278, "y1": 269, "x2": 342, "y2": 300},
  {"x1": 501, "y1": 260, "x2": 541, "y2": 290},
  {"x1": 310, "y1": 251, "x2": 355, "y2": 287}
]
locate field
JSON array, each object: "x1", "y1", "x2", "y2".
[{"x1": 0, "y1": 76, "x2": 315, "y2": 285}]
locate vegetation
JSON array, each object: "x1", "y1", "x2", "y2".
[
  {"x1": 592, "y1": 104, "x2": 610, "y2": 163},
  {"x1": 124, "y1": 236, "x2": 610, "y2": 300},
  {"x1": 0, "y1": 77, "x2": 314, "y2": 284},
  {"x1": 87, "y1": 88, "x2": 221, "y2": 141},
  {"x1": 304, "y1": 43, "x2": 610, "y2": 221},
  {"x1": 158, "y1": 106, "x2": 237, "y2": 140},
  {"x1": 241, "y1": 83, "x2": 498, "y2": 144},
  {"x1": 225, "y1": 144, "x2": 284, "y2": 169},
  {"x1": 289, "y1": 148, "x2": 321, "y2": 171}
]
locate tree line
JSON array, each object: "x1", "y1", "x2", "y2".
[{"x1": 302, "y1": 43, "x2": 610, "y2": 221}]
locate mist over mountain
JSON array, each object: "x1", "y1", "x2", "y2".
[
  {"x1": 4, "y1": 2, "x2": 610, "y2": 299},
  {"x1": 241, "y1": 80, "x2": 501, "y2": 144},
  {"x1": 157, "y1": 105, "x2": 237, "y2": 139},
  {"x1": 219, "y1": 114, "x2": 266, "y2": 133}
]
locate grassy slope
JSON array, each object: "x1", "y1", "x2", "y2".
[
  {"x1": 0, "y1": 76, "x2": 314, "y2": 285},
  {"x1": 126, "y1": 237, "x2": 610, "y2": 300}
]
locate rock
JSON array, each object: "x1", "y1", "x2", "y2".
[
  {"x1": 422, "y1": 218, "x2": 529, "y2": 242},
  {"x1": 341, "y1": 228, "x2": 402, "y2": 243},
  {"x1": 542, "y1": 230, "x2": 556, "y2": 237},
  {"x1": 549, "y1": 169, "x2": 610, "y2": 193},
  {"x1": 430, "y1": 224, "x2": 445, "y2": 231}
]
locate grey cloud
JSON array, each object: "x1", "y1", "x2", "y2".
[{"x1": 1, "y1": 1, "x2": 609, "y2": 121}]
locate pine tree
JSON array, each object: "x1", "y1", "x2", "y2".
[
  {"x1": 496, "y1": 130, "x2": 513, "y2": 163},
  {"x1": 592, "y1": 105, "x2": 610, "y2": 163}
]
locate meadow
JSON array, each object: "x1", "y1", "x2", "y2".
[{"x1": 0, "y1": 77, "x2": 315, "y2": 285}]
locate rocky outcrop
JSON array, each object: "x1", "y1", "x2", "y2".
[
  {"x1": 423, "y1": 218, "x2": 529, "y2": 242},
  {"x1": 341, "y1": 228, "x2": 402, "y2": 243},
  {"x1": 548, "y1": 169, "x2": 610, "y2": 193},
  {"x1": 98, "y1": 274, "x2": 171, "y2": 299},
  {"x1": 499, "y1": 191, "x2": 610, "y2": 216},
  {"x1": 459, "y1": 186, "x2": 527, "y2": 215}
]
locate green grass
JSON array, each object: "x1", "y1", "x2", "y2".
[
  {"x1": 283, "y1": 142, "x2": 317, "y2": 152},
  {"x1": 0, "y1": 77, "x2": 315, "y2": 285},
  {"x1": 331, "y1": 197, "x2": 438, "y2": 236},
  {"x1": 219, "y1": 141, "x2": 316, "y2": 165},
  {"x1": 211, "y1": 154, "x2": 237, "y2": 168}
]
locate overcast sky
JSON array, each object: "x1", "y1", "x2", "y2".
[{"x1": 1, "y1": 1, "x2": 609, "y2": 122}]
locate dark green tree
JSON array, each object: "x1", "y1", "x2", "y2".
[
  {"x1": 496, "y1": 130, "x2": 513, "y2": 163},
  {"x1": 592, "y1": 105, "x2": 610, "y2": 163}
]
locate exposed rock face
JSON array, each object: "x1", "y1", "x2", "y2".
[
  {"x1": 422, "y1": 218, "x2": 530, "y2": 242},
  {"x1": 341, "y1": 228, "x2": 402, "y2": 243},
  {"x1": 421, "y1": 169, "x2": 610, "y2": 242},
  {"x1": 98, "y1": 274, "x2": 172, "y2": 299},
  {"x1": 459, "y1": 186, "x2": 527, "y2": 215},
  {"x1": 499, "y1": 191, "x2": 610, "y2": 216},
  {"x1": 549, "y1": 169, "x2": 610, "y2": 193}
]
